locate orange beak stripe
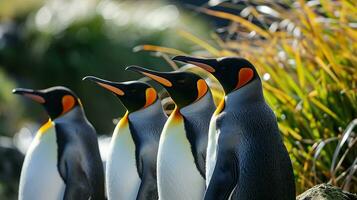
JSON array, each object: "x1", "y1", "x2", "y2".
[
  {"x1": 236, "y1": 68, "x2": 254, "y2": 89},
  {"x1": 23, "y1": 94, "x2": 45, "y2": 104},
  {"x1": 61, "y1": 95, "x2": 75, "y2": 115},
  {"x1": 196, "y1": 79, "x2": 208, "y2": 101},
  {"x1": 144, "y1": 88, "x2": 157, "y2": 108},
  {"x1": 142, "y1": 72, "x2": 172, "y2": 87},
  {"x1": 97, "y1": 82, "x2": 125, "y2": 96},
  {"x1": 189, "y1": 61, "x2": 216, "y2": 73}
]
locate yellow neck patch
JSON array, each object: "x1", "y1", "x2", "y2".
[
  {"x1": 169, "y1": 106, "x2": 183, "y2": 124},
  {"x1": 214, "y1": 99, "x2": 225, "y2": 116},
  {"x1": 36, "y1": 119, "x2": 53, "y2": 139},
  {"x1": 118, "y1": 111, "x2": 129, "y2": 128}
]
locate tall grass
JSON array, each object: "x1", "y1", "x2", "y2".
[{"x1": 136, "y1": 0, "x2": 357, "y2": 194}]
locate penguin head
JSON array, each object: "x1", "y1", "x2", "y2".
[
  {"x1": 126, "y1": 65, "x2": 209, "y2": 109},
  {"x1": 12, "y1": 86, "x2": 82, "y2": 120},
  {"x1": 172, "y1": 56, "x2": 259, "y2": 94},
  {"x1": 83, "y1": 76, "x2": 158, "y2": 113}
]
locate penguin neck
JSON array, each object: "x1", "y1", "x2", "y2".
[
  {"x1": 180, "y1": 91, "x2": 215, "y2": 118},
  {"x1": 53, "y1": 106, "x2": 85, "y2": 124},
  {"x1": 128, "y1": 100, "x2": 166, "y2": 128},
  {"x1": 225, "y1": 78, "x2": 264, "y2": 106}
]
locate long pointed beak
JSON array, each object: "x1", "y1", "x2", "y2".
[
  {"x1": 125, "y1": 65, "x2": 173, "y2": 87},
  {"x1": 83, "y1": 76, "x2": 125, "y2": 96},
  {"x1": 172, "y1": 55, "x2": 216, "y2": 73},
  {"x1": 12, "y1": 88, "x2": 46, "y2": 103}
]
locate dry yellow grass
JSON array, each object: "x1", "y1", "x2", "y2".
[{"x1": 137, "y1": 0, "x2": 357, "y2": 193}]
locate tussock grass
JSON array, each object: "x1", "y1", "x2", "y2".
[{"x1": 136, "y1": 0, "x2": 357, "y2": 193}]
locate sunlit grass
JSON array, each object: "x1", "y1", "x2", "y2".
[{"x1": 137, "y1": 0, "x2": 357, "y2": 194}]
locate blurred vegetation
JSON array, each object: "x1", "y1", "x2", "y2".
[
  {"x1": 142, "y1": 0, "x2": 357, "y2": 194},
  {"x1": 0, "y1": 68, "x2": 22, "y2": 137},
  {"x1": 0, "y1": 0, "x2": 211, "y2": 199},
  {"x1": 0, "y1": 0, "x2": 356, "y2": 198},
  {"x1": 0, "y1": 0, "x2": 211, "y2": 134}
]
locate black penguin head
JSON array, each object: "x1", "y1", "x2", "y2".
[
  {"x1": 126, "y1": 65, "x2": 209, "y2": 109},
  {"x1": 83, "y1": 76, "x2": 158, "y2": 113},
  {"x1": 172, "y1": 56, "x2": 259, "y2": 94},
  {"x1": 12, "y1": 86, "x2": 81, "y2": 120}
]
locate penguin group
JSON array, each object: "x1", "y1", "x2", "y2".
[{"x1": 13, "y1": 56, "x2": 295, "y2": 200}]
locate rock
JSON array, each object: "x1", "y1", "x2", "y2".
[
  {"x1": 297, "y1": 183, "x2": 357, "y2": 200},
  {"x1": 0, "y1": 139, "x2": 24, "y2": 200}
]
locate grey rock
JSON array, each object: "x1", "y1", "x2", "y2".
[
  {"x1": 0, "y1": 141, "x2": 24, "y2": 200},
  {"x1": 297, "y1": 184, "x2": 357, "y2": 200}
]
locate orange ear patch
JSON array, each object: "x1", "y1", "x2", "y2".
[
  {"x1": 61, "y1": 95, "x2": 76, "y2": 115},
  {"x1": 236, "y1": 68, "x2": 254, "y2": 89},
  {"x1": 196, "y1": 79, "x2": 208, "y2": 101},
  {"x1": 144, "y1": 87, "x2": 157, "y2": 108},
  {"x1": 23, "y1": 94, "x2": 45, "y2": 104}
]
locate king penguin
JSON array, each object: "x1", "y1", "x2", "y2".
[
  {"x1": 83, "y1": 76, "x2": 167, "y2": 200},
  {"x1": 173, "y1": 56, "x2": 296, "y2": 200},
  {"x1": 126, "y1": 65, "x2": 216, "y2": 200},
  {"x1": 13, "y1": 86, "x2": 105, "y2": 200}
]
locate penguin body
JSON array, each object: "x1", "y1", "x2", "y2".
[
  {"x1": 128, "y1": 100, "x2": 167, "y2": 200},
  {"x1": 157, "y1": 92, "x2": 215, "y2": 200},
  {"x1": 126, "y1": 66, "x2": 216, "y2": 200},
  {"x1": 84, "y1": 77, "x2": 167, "y2": 200},
  {"x1": 181, "y1": 92, "x2": 215, "y2": 178},
  {"x1": 106, "y1": 111, "x2": 141, "y2": 200},
  {"x1": 173, "y1": 56, "x2": 296, "y2": 200},
  {"x1": 54, "y1": 107, "x2": 105, "y2": 200},
  {"x1": 106, "y1": 100, "x2": 166, "y2": 200},
  {"x1": 205, "y1": 100, "x2": 224, "y2": 187},
  {"x1": 14, "y1": 87, "x2": 105, "y2": 200},
  {"x1": 210, "y1": 80, "x2": 295, "y2": 199},
  {"x1": 19, "y1": 121, "x2": 65, "y2": 200}
]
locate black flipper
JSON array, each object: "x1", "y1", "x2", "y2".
[
  {"x1": 135, "y1": 144, "x2": 159, "y2": 200},
  {"x1": 136, "y1": 165, "x2": 158, "y2": 200},
  {"x1": 128, "y1": 119, "x2": 162, "y2": 200},
  {"x1": 204, "y1": 147, "x2": 239, "y2": 200},
  {"x1": 204, "y1": 113, "x2": 239, "y2": 200},
  {"x1": 62, "y1": 148, "x2": 92, "y2": 200},
  {"x1": 55, "y1": 115, "x2": 105, "y2": 200}
]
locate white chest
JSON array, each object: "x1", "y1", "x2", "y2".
[
  {"x1": 18, "y1": 126, "x2": 65, "y2": 200},
  {"x1": 106, "y1": 118, "x2": 141, "y2": 200},
  {"x1": 157, "y1": 114, "x2": 205, "y2": 200},
  {"x1": 205, "y1": 114, "x2": 219, "y2": 187}
]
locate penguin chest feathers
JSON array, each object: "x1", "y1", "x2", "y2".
[
  {"x1": 157, "y1": 109, "x2": 205, "y2": 200},
  {"x1": 106, "y1": 114, "x2": 141, "y2": 200},
  {"x1": 206, "y1": 100, "x2": 225, "y2": 187},
  {"x1": 19, "y1": 121, "x2": 65, "y2": 200}
]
